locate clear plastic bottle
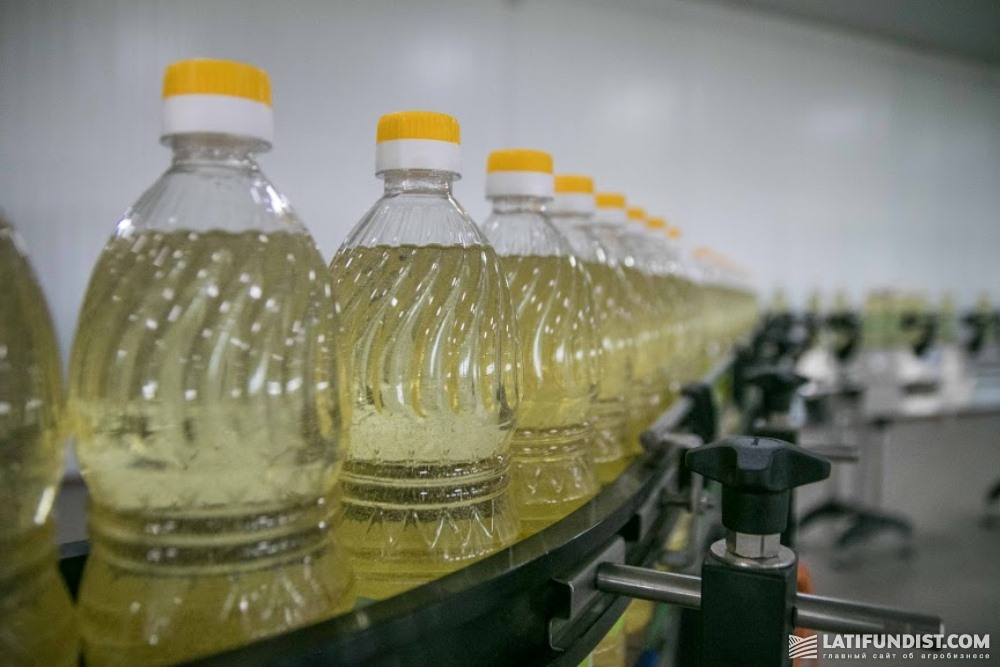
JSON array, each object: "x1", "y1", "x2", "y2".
[
  {"x1": 0, "y1": 216, "x2": 78, "y2": 666},
  {"x1": 548, "y1": 175, "x2": 630, "y2": 484},
  {"x1": 479, "y1": 150, "x2": 599, "y2": 536},
  {"x1": 330, "y1": 111, "x2": 520, "y2": 599},
  {"x1": 623, "y1": 210, "x2": 687, "y2": 410},
  {"x1": 691, "y1": 247, "x2": 729, "y2": 374},
  {"x1": 590, "y1": 193, "x2": 660, "y2": 458},
  {"x1": 68, "y1": 60, "x2": 354, "y2": 666},
  {"x1": 622, "y1": 207, "x2": 673, "y2": 411},
  {"x1": 655, "y1": 220, "x2": 702, "y2": 386}
]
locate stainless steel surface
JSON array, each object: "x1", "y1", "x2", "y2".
[
  {"x1": 796, "y1": 592, "x2": 944, "y2": 636},
  {"x1": 710, "y1": 539, "x2": 797, "y2": 570},
  {"x1": 726, "y1": 530, "x2": 782, "y2": 559},
  {"x1": 594, "y1": 563, "x2": 943, "y2": 637},
  {"x1": 549, "y1": 537, "x2": 626, "y2": 650},
  {"x1": 595, "y1": 564, "x2": 702, "y2": 609},
  {"x1": 553, "y1": 537, "x2": 626, "y2": 619}
]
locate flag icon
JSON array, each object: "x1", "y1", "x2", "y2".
[{"x1": 789, "y1": 634, "x2": 818, "y2": 660}]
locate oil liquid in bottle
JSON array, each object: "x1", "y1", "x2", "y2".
[
  {"x1": 500, "y1": 255, "x2": 599, "y2": 535},
  {"x1": 71, "y1": 231, "x2": 355, "y2": 665},
  {"x1": 0, "y1": 217, "x2": 78, "y2": 666},
  {"x1": 332, "y1": 244, "x2": 521, "y2": 598}
]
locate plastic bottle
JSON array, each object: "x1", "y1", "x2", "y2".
[
  {"x1": 622, "y1": 206, "x2": 676, "y2": 415},
  {"x1": 547, "y1": 175, "x2": 630, "y2": 484},
  {"x1": 626, "y1": 210, "x2": 688, "y2": 409},
  {"x1": 657, "y1": 221, "x2": 702, "y2": 386},
  {"x1": 68, "y1": 59, "x2": 354, "y2": 665},
  {"x1": 590, "y1": 193, "x2": 660, "y2": 458},
  {"x1": 691, "y1": 247, "x2": 728, "y2": 374},
  {"x1": 0, "y1": 216, "x2": 78, "y2": 665},
  {"x1": 479, "y1": 150, "x2": 599, "y2": 536},
  {"x1": 330, "y1": 111, "x2": 520, "y2": 600}
]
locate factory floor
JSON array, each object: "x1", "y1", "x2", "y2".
[{"x1": 796, "y1": 414, "x2": 1000, "y2": 666}]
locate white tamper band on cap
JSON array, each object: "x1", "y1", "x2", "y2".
[
  {"x1": 162, "y1": 94, "x2": 274, "y2": 144},
  {"x1": 376, "y1": 139, "x2": 462, "y2": 174},
  {"x1": 486, "y1": 171, "x2": 554, "y2": 198},
  {"x1": 548, "y1": 193, "x2": 595, "y2": 215}
]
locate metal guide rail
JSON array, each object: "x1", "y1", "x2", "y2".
[{"x1": 59, "y1": 358, "x2": 736, "y2": 666}]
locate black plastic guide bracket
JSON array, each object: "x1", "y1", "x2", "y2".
[
  {"x1": 680, "y1": 382, "x2": 718, "y2": 445},
  {"x1": 686, "y1": 436, "x2": 831, "y2": 667}
]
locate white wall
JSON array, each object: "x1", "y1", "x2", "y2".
[{"x1": 2, "y1": 0, "x2": 1000, "y2": 366}]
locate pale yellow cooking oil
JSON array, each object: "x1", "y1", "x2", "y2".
[
  {"x1": 331, "y1": 244, "x2": 520, "y2": 600},
  {"x1": 69, "y1": 230, "x2": 354, "y2": 666},
  {"x1": 0, "y1": 219, "x2": 78, "y2": 666},
  {"x1": 499, "y1": 255, "x2": 599, "y2": 536},
  {"x1": 580, "y1": 260, "x2": 633, "y2": 483}
]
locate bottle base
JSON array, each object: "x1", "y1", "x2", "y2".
[
  {"x1": 78, "y1": 542, "x2": 354, "y2": 666},
  {"x1": 1, "y1": 527, "x2": 78, "y2": 667}
]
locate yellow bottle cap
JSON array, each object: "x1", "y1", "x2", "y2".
[
  {"x1": 595, "y1": 192, "x2": 626, "y2": 208},
  {"x1": 554, "y1": 174, "x2": 595, "y2": 194},
  {"x1": 646, "y1": 216, "x2": 667, "y2": 230},
  {"x1": 162, "y1": 58, "x2": 271, "y2": 105},
  {"x1": 377, "y1": 111, "x2": 460, "y2": 144},
  {"x1": 487, "y1": 149, "x2": 553, "y2": 174},
  {"x1": 627, "y1": 207, "x2": 646, "y2": 221}
]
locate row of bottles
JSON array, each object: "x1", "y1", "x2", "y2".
[{"x1": 1, "y1": 58, "x2": 756, "y2": 665}]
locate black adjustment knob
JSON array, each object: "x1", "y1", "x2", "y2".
[
  {"x1": 685, "y1": 436, "x2": 830, "y2": 535},
  {"x1": 746, "y1": 367, "x2": 807, "y2": 417}
]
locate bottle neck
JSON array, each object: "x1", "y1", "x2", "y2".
[
  {"x1": 489, "y1": 195, "x2": 548, "y2": 215},
  {"x1": 381, "y1": 170, "x2": 456, "y2": 196},
  {"x1": 168, "y1": 134, "x2": 268, "y2": 169},
  {"x1": 547, "y1": 209, "x2": 594, "y2": 227}
]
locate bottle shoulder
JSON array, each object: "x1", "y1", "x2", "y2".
[
  {"x1": 118, "y1": 162, "x2": 310, "y2": 238},
  {"x1": 340, "y1": 192, "x2": 488, "y2": 250},
  {"x1": 479, "y1": 210, "x2": 572, "y2": 258}
]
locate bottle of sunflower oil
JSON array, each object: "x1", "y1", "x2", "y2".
[
  {"x1": 623, "y1": 206, "x2": 674, "y2": 416},
  {"x1": 626, "y1": 209, "x2": 685, "y2": 417},
  {"x1": 661, "y1": 224, "x2": 701, "y2": 385},
  {"x1": 547, "y1": 175, "x2": 631, "y2": 484},
  {"x1": 654, "y1": 219, "x2": 698, "y2": 387},
  {"x1": 591, "y1": 193, "x2": 660, "y2": 458},
  {"x1": 0, "y1": 216, "x2": 78, "y2": 666},
  {"x1": 478, "y1": 150, "x2": 599, "y2": 537},
  {"x1": 68, "y1": 59, "x2": 354, "y2": 666},
  {"x1": 330, "y1": 112, "x2": 520, "y2": 600},
  {"x1": 692, "y1": 246, "x2": 726, "y2": 374}
]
